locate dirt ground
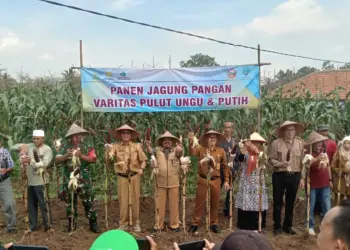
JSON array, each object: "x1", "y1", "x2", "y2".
[{"x1": 0, "y1": 195, "x2": 320, "y2": 250}]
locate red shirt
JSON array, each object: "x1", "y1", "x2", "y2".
[
  {"x1": 325, "y1": 139, "x2": 337, "y2": 164},
  {"x1": 309, "y1": 151, "x2": 330, "y2": 189}
]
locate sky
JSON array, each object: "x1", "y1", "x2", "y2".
[{"x1": 1, "y1": 0, "x2": 349, "y2": 79}]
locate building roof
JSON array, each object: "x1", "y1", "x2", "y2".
[{"x1": 269, "y1": 70, "x2": 350, "y2": 100}]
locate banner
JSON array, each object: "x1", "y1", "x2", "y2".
[{"x1": 81, "y1": 65, "x2": 260, "y2": 112}]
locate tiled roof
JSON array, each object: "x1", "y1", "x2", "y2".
[{"x1": 269, "y1": 70, "x2": 350, "y2": 100}]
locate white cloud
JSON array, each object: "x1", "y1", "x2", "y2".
[
  {"x1": 113, "y1": 0, "x2": 145, "y2": 10},
  {"x1": 232, "y1": 0, "x2": 337, "y2": 37},
  {"x1": 0, "y1": 28, "x2": 34, "y2": 52},
  {"x1": 38, "y1": 54, "x2": 54, "y2": 61}
]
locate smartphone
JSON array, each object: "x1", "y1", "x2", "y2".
[
  {"x1": 8, "y1": 245, "x2": 49, "y2": 250},
  {"x1": 178, "y1": 240, "x2": 205, "y2": 250},
  {"x1": 136, "y1": 239, "x2": 151, "y2": 250}
]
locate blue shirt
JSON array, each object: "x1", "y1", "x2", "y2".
[{"x1": 0, "y1": 147, "x2": 15, "y2": 178}]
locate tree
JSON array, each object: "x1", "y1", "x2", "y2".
[
  {"x1": 339, "y1": 62, "x2": 350, "y2": 70},
  {"x1": 322, "y1": 61, "x2": 335, "y2": 70},
  {"x1": 295, "y1": 66, "x2": 317, "y2": 78},
  {"x1": 179, "y1": 53, "x2": 220, "y2": 67}
]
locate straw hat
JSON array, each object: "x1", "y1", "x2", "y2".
[
  {"x1": 65, "y1": 123, "x2": 89, "y2": 138},
  {"x1": 155, "y1": 131, "x2": 180, "y2": 146},
  {"x1": 115, "y1": 124, "x2": 139, "y2": 140},
  {"x1": 276, "y1": 121, "x2": 304, "y2": 137},
  {"x1": 199, "y1": 130, "x2": 225, "y2": 146},
  {"x1": 305, "y1": 131, "x2": 328, "y2": 147},
  {"x1": 248, "y1": 132, "x2": 267, "y2": 144}
]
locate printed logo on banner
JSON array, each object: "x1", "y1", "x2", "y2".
[
  {"x1": 227, "y1": 69, "x2": 236, "y2": 79},
  {"x1": 240, "y1": 67, "x2": 252, "y2": 80},
  {"x1": 118, "y1": 71, "x2": 131, "y2": 80},
  {"x1": 242, "y1": 67, "x2": 250, "y2": 76}
]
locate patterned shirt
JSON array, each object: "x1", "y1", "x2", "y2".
[{"x1": 0, "y1": 147, "x2": 15, "y2": 179}]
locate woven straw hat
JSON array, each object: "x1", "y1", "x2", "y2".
[
  {"x1": 155, "y1": 131, "x2": 180, "y2": 146},
  {"x1": 199, "y1": 130, "x2": 225, "y2": 146},
  {"x1": 249, "y1": 132, "x2": 267, "y2": 144},
  {"x1": 115, "y1": 124, "x2": 139, "y2": 140},
  {"x1": 276, "y1": 121, "x2": 304, "y2": 137},
  {"x1": 305, "y1": 131, "x2": 328, "y2": 147},
  {"x1": 65, "y1": 123, "x2": 89, "y2": 138}
]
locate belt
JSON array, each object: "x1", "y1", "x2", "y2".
[
  {"x1": 199, "y1": 174, "x2": 219, "y2": 181},
  {"x1": 0, "y1": 174, "x2": 9, "y2": 183},
  {"x1": 117, "y1": 172, "x2": 138, "y2": 178}
]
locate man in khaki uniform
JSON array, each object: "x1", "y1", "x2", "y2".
[
  {"x1": 145, "y1": 131, "x2": 183, "y2": 233},
  {"x1": 268, "y1": 121, "x2": 305, "y2": 236},
  {"x1": 107, "y1": 124, "x2": 147, "y2": 232},
  {"x1": 188, "y1": 130, "x2": 230, "y2": 234}
]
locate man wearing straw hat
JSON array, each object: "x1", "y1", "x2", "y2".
[
  {"x1": 55, "y1": 123, "x2": 100, "y2": 233},
  {"x1": 106, "y1": 124, "x2": 147, "y2": 232},
  {"x1": 268, "y1": 121, "x2": 305, "y2": 235},
  {"x1": 145, "y1": 131, "x2": 184, "y2": 233},
  {"x1": 187, "y1": 130, "x2": 230, "y2": 234},
  {"x1": 302, "y1": 131, "x2": 332, "y2": 236},
  {"x1": 21, "y1": 129, "x2": 53, "y2": 232}
]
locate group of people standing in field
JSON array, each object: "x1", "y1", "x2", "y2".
[{"x1": 0, "y1": 119, "x2": 348, "y2": 239}]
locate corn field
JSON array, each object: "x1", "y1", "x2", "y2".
[{"x1": 1, "y1": 79, "x2": 350, "y2": 199}]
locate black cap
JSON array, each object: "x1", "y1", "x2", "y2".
[{"x1": 213, "y1": 230, "x2": 274, "y2": 250}]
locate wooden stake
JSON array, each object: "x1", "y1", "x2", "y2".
[
  {"x1": 104, "y1": 151, "x2": 109, "y2": 229},
  {"x1": 257, "y1": 44, "x2": 261, "y2": 133},
  {"x1": 79, "y1": 40, "x2": 84, "y2": 128},
  {"x1": 182, "y1": 172, "x2": 186, "y2": 234},
  {"x1": 258, "y1": 167, "x2": 263, "y2": 233}
]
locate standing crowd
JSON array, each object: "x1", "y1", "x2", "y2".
[{"x1": 0, "y1": 120, "x2": 349, "y2": 249}]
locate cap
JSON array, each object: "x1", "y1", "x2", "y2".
[
  {"x1": 33, "y1": 130, "x2": 45, "y2": 137},
  {"x1": 213, "y1": 230, "x2": 274, "y2": 250},
  {"x1": 90, "y1": 229, "x2": 138, "y2": 250},
  {"x1": 316, "y1": 124, "x2": 329, "y2": 131}
]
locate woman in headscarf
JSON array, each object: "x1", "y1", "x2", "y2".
[
  {"x1": 331, "y1": 136, "x2": 350, "y2": 202},
  {"x1": 234, "y1": 132, "x2": 268, "y2": 232}
]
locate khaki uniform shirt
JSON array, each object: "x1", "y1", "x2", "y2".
[
  {"x1": 109, "y1": 142, "x2": 147, "y2": 173},
  {"x1": 155, "y1": 147, "x2": 183, "y2": 188},
  {"x1": 268, "y1": 137, "x2": 304, "y2": 172},
  {"x1": 190, "y1": 145, "x2": 229, "y2": 182}
]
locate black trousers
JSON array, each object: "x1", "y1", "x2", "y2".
[
  {"x1": 28, "y1": 185, "x2": 50, "y2": 231},
  {"x1": 272, "y1": 172, "x2": 301, "y2": 230}
]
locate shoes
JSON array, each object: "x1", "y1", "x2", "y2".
[
  {"x1": 273, "y1": 228, "x2": 283, "y2": 236},
  {"x1": 210, "y1": 225, "x2": 221, "y2": 234},
  {"x1": 309, "y1": 228, "x2": 316, "y2": 236},
  {"x1": 188, "y1": 225, "x2": 198, "y2": 233},
  {"x1": 170, "y1": 227, "x2": 180, "y2": 232},
  {"x1": 4, "y1": 227, "x2": 16, "y2": 233},
  {"x1": 283, "y1": 227, "x2": 297, "y2": 235},
  {"x1": 89, "y1": 220, "x2": 100, "y2": 233}
]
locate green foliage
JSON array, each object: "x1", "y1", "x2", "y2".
[{"x1": 179, "y1": 53, "x2": 220, "y2": 67}]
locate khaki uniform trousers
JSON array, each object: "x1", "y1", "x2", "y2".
[
  {"x1": 117, "y1": 174, "x2": 140, "y2": 227},
  {"x1": 155, "y1": 187, "x2": 179, "y2": 230},
  {"x1": 192, "y1": 176, "x2": 221, "y2": 226}
]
